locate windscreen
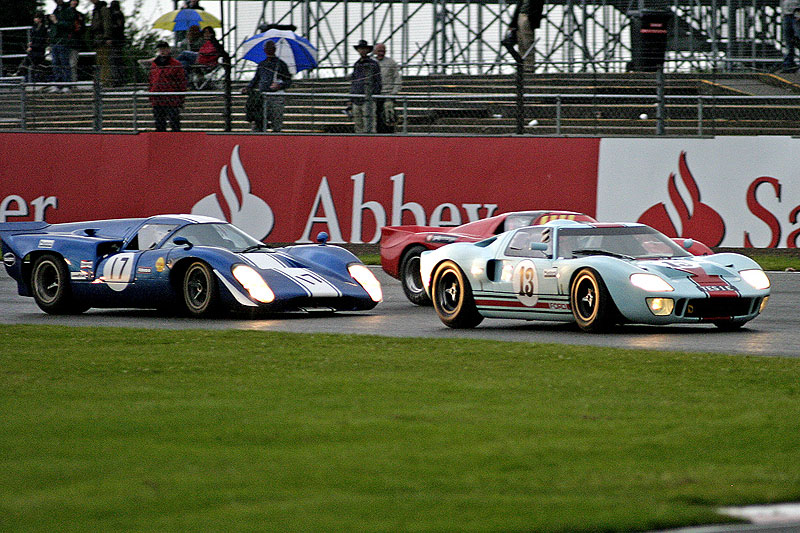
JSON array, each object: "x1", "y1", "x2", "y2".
[
  {"x1": 556, "y1": 226, "x2": 692, "y2": 260},
  {"x1": 167, "y1": 223, "x2": 264, "y2": 251}
]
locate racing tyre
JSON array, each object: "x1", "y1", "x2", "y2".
[
  {"x1": 182, "y1": 261, "x2": 219, "y2": 317},
  {"x1": 400, "y1": 245, "x2": 431, "y2": 306},
  {"x1": 570, "y1": 269, "x2": 615, "y2": 332},
  {"x1": 31, "y1": 254, "x2": 87, "y2": 314},
  {"x1": 431, "y1": 261, "x2": 483, "y2": 329}
]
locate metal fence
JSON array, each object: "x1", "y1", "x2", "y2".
[{"x1": 2, "y1": 62, "x2": 800, "y2": 136}]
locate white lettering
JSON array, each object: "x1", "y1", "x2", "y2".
[
  {"x1": 297, "y1": 177, "x2": 345, "y2": 243},
  {"x1": 390, "y1": 173, "x2": 425, "y2": 226},
  {"x1": 350, "y1": 172, "x2": 386, "y2": 244},
  {"x1": 31, "y1": 196, "x2": 58, "y2": 221},
  {"x1": 0, "y1": 195, "x2": 29, "y2": 222},
  {"x1": 429, "y1": 203, "x2": 461, "y2": 226}
]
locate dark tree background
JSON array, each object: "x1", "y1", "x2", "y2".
[{"x1": 0, "y1": 0, "x2": 46, "y2": 53}]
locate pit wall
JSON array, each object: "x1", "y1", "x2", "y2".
[{"x1": 1, "y1": 133, "x2": 798, "y2": 248}]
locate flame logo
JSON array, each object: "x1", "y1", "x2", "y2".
[
  {"x1": 192, "y1": 145, "x2": 274, "y2": 240},
  {"x1": 637, "y1": 151, "x2": 726, "y2": 246}
]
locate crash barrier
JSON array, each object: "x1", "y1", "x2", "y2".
[
  {"x1": 1, "y1": 132, "x2": 799, "y2": 248},
  {"x1": 2, "y1": 66, "x2": 800, "y2": 136}
]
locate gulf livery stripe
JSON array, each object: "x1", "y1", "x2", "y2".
[
  {"x1": 474, "y1": 292, "x2": 571, "y2": 313},
  {"x1": 659, "y1": 261, "x2": 740, "y2": 298}
]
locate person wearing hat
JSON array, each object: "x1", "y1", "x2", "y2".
[
  {"x1": 148, "y1": 41, "x2": 187, "y2": 132},
  {"x1": 349, "y1": 39, "x2": 382, "y2": 133}
]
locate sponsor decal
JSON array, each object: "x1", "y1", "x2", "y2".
[
  {"x1": 637, "y1": 152, "x2": 726, "y2": 247},
  {"x1": 38, "y1": 239, "x2": 54, "y2": 249},
  {"x1": 137, "y1": 267, "x2": 152, "y2": 274},
  {"x1": 3, "y1": 252, "x2": 15, "y2": 267},
  {"x1": 192, "y1": 145, "x2": 274, "y2": 241},
  {"x1": 155, "y1": 257, "x2": 166, "y2": 272},
  {"x1": 71, "y1": 272, "x2": 86, "y2": 280},
  {"x1": 543, "y1": 268, "x2": 558, "y2": 278}
]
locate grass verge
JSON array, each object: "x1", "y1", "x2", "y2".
[{"x1": 2, "y1": 325, "x2": 799, "y2": 531}]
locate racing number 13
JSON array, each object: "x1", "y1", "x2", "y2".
[{"x1": 518, "y1": 266, "x2": 535, "y2": 297}]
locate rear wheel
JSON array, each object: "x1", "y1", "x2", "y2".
[
  {"x1": 182, "y1": 261, "x2": 218, "y2": 317},
  {"x1": 400, "y1": 245, "x2": 431, "y2": 306},
  {"x1": 31, "y1": 254, "x2": 87, "y2": 314},
  {"x1": 431, "y1": 261, "x2": 483, "y2": 329},
  {"x1": 570, "y1": 269, "x2": 614, "y2": 332}
]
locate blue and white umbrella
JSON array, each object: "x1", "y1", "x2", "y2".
[{"x1": 240, "y1": 29, "x2": 318, "y2": 74}]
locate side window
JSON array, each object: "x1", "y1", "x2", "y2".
[
  {"x1": 505, "y1": 228, "x2": 550, "y2": 258},
  {"x1": 129, "y1": 224, "x2": 179, "y2": 250}
]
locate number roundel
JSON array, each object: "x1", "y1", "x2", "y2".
[
  {"x1": 102, "y1": 253, "x2": 136, "y2": 292},
  {"x1": 512, "y1": 259, "x2": 538, "y2": 307}
]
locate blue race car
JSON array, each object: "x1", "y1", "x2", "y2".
[
  {"x1": 0, "y1": 215, "x2": 382, "y2": 316},
  {"x1": 419, "y1": 220, "x2": 770, "y2": 332}
]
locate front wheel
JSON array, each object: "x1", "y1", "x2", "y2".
[
  {"x1": 431, "y1": 261, "x2": 483, "y2": 329},
  {"x1": 570, "y1": 269, "x2": 615, "y2": 332},
  {"x1": 400, "y1": 245, "x2": 431, "y2": 306},
  {"x1": 30, "y1": 254, "x2": 87, "y2": 314},
  {"x1": 182, "y1": 261, "x2": 219, "y2": 317}
]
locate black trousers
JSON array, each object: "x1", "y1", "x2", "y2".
[{"x1": 153, "y1": 106, "x2": 181, "y2": 132}]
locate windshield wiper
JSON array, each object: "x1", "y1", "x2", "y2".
[
  {"x1": 239, "y1": 244, "x2": 272, "y2": 253},
  {"x1": 572, "y1": 248, "x2": 635, "y2": 260}
]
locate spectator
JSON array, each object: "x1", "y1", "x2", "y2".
[
  {"x1": 175, "y1": 24, "x2": 203, "y2": 74},
  {"x1": 109, "y1": 0, "x2": 126, "y2": 85},
  {"x1": 781, "y1": 0, "x2": 800, "y2": 72},
  {"x1": 17, "y1": 11, "x2": 49, "y2": 84},
  {"x1": 148, "y1": 41, "x2": 187, "y2": 132},
  {"x1": 373, "y1": 43, "x2": 401, "y2": 133},
  {"x1": 68, "y1": 0, "x2": 87, "y2": 82},
  {"x1": 242, "y1": 40, "x2": 292, "y2": 132},
  {"x1": 350, "y1": 39, "x2": 382, "y2": 133},
  {"x1": 48, "y1": 0, "x2": 76, "y2": 92},
  {"x1": 89, "y1": 0, "x2": 113, "y2": 86},
  {"x1": 510, "y1": 0, "x2": 545, "y2": 68},
  {"x1": 189, "y1": 26, "x2": 226, "y2": 88}
]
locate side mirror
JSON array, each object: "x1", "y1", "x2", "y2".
[
  {"x1": 316, "y1": 231, "x2": 329, "y2": 245},
  {"x1": 529, "y1": 242, "x2": 548, "y2": 251},
  {"x1": 173, "y1": 236, "x2": 193, "y2": 249},
  {"x1": 682, "y1": 239, "x2": 695, "y2": 250}
]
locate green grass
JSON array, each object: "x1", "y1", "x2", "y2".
[
  {"x1": 2, "y1": 325, "x2": 800, "y2": 532},
  {"x1": 748, "y1": 253, "x2": 800, "y2": 272}
]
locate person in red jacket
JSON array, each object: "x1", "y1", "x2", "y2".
[{"x1": 149, "y1": 41, "x2": 187, "y2": 132}]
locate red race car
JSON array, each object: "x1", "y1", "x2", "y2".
[{"x1": 380, "y1": 210, "x2": 713, "y2": 305}]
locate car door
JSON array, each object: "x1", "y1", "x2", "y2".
[{"x1": 482, "y1": 227, "x2": 568, "y2": 317}]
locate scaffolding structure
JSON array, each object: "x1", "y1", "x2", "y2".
[{"x1": 214, "y1": 0, "x2": 784, "y2": 77}]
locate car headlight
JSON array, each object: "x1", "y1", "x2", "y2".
[
  {"x1": 348, "y1": 263, "x2": 383, "y2": 302},
  {"x1": 232, "y1": 264, "x2": 274, "y2": 303},
  {"x1": 630, "y1": 273, "x2": 674, "y2": 292},
  {"x1": 739, "y1": 269, "x2": 770, "y2": 290}
]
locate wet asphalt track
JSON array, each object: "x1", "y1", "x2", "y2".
[{"x1": 0, "y1": 269, "x2": 798, "y2": 357}]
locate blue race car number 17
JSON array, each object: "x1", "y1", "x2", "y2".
[
  {"x1": 102, "y1": 253, "x2": 136, "y2": 291},
  {"x1": 512, "y1": 260, "x2": 538, "y2": 306}
]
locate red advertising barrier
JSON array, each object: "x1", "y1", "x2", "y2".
[{"x1": 0, "y1": 132, "x2": 600, "y2": 243}]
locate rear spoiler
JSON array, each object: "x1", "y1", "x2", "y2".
[{"x1": 0, "y1": 221, "x2": 50, "y2": 233}]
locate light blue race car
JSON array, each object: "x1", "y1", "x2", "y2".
[
  {"x1": 419, "y1": 220, "x2": 770, "y2": 332},
  {"x1": 0, "y1": 215, "x2": 382, "y2": 317}
]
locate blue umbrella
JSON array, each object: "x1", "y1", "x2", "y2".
[
  {"x1": 153, "y1": 9, "x2": 221, "y2": 31},
  {"x1": 240, "y1": 29, "x2": 318, "y2": 74}
]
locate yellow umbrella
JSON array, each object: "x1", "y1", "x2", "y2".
[{"x1": 153, "y1": 9, "x2": 221, "y2": 31}]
